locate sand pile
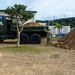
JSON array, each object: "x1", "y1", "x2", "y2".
[{"x1": 24, "y1": 22, "x2": 43, "y2": 26}]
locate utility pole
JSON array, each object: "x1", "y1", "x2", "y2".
[
  {"x1": 53, "y1": 15, "x2": 55, "y2": 25},
  {"x1": 48, "y1": 20, "x2": 49, "y2": 26}
]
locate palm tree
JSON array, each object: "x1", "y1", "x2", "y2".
[{"x1": 54, "y1": 22, "x2": 64, "y2": 36}]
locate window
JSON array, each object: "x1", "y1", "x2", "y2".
[{"x1": 0, "y1": 21, "x2": 4, "y2": 26}]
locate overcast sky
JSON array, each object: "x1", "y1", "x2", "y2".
[{"x1": 0, "y1": 0, "x2": 75, "y2": 20}]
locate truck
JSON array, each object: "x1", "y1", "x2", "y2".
[{"x1": 0, "y1": 15, "x2": 48, "y2": 44}]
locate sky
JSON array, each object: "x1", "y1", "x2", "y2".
[{"x1": 0, "y1": 0, "x2": 75, "y2": 20}]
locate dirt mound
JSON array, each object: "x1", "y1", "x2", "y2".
[
  {"x1": 52, "y1": 29, "x2": 75, "y2": 50},
  {"x1": 24, "y1": 22, "x2": 43, "y2": 26}
]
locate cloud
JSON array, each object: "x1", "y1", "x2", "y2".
[
  {"x1": 0, "y1": 0, "x2": 75, "y2": 20},
  {"x1": 29, "y1": 0, "x2": 75, "y2": 20}
]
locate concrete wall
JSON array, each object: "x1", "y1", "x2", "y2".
[
  {"x1": 49, "y1": 26, "x2": 70, "y2": 35},
  {"x1": 39, "y1": 23, "x2": 47, "y2": 26}
]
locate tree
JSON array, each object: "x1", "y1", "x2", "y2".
[
  {"x1": 5, "y1": 4, "x2": 34, "y2": 47},
  {"x1": 54, "y1": 22, "x2": 64, "y2": 35}
]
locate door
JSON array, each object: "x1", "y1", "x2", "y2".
[{"x1": 0, "y1": 20, "x2": 4, "y2": 33}]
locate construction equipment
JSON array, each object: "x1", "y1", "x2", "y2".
[{"x1": 0, "y1": 15, "x2": 48, "y2": 44}]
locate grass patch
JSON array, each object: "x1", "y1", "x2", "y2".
[{"x1": 0, "y1": 45, "x2": 44, "y2": 52}]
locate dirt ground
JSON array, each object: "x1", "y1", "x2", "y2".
[{"x1": 0, "y1": 40, "x2": 75, "y2": 75}]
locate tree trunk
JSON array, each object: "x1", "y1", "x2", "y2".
[
  {"x1": 17, "y1": 30, "x2": 20, "y2": 47},
  {"x1": 58, "y1": 28, "x2": 60, "y2": 34},
  {"x1": 16, "y1": 19, "x2": 20, "y2": 47},
  {"x1": 16, "y1": 19, "x2": 23, "y2": 47}
]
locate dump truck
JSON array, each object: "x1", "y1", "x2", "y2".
[{"x1": 0, "y1": 15, "x2": 48, "y2": 44}]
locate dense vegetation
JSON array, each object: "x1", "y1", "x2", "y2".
[{"x1": 36, "y1": 17, "x2": 75, "y2": 28}]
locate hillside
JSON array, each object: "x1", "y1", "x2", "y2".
[{"x1": 36, "y1": 17, "x2": 75, "y2": 28}]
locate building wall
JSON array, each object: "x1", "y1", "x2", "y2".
[
  {"x1": 49, "y1": 26, "x2": 70, "y2": 35},
  {"x1": 39, "y1": 23, "x2": 47, "y2": 26},
  {"x1": 0, "y1": 11, "x2": 9, "y2": 16},
  {"x1": 0, "y1": 10, "x2": 37, "y2": 23},
  {"x1": 62, "y1": 26, "x2": 70, "y2": 34},
  {"x1": 25, "y1": 14, "x2": 36, "y2": 23}
]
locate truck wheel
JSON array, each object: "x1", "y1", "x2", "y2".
[
  {"x1": 0, "y1": 40, "x2": 4, "y2": 42},
  {"x1": 30, "y1": 34, "x2": 41, "y2": 44},
  {"x1": 20, "y1": 34, "x2": 29, "y2": 44}
]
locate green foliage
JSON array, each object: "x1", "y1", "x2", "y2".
[
  {"x1": 23, "y1": 11, "x2": 34, "y2": 21},
  {"x1": 5, "y1": 4, "x2": 34, "y2": 30},
  {"x1": 54, "y1": 22, "x2": 64, "y2": 34},
  {"x1": 54, "y1": 22, "x2": 63, "y2": 29},
  {"x1": 5, "y1": 4, "x2": 34, "y2": 21},
  {"x1": 5, "y1": 4, "x2": 34, "y2": 47},
  {"x1": 36, "y1": 17, "x2": 75, "y2": 28}
]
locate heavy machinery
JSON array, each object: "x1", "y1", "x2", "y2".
[{"x1": 0, "y1": 15, "x2": 48, "y2": 44}]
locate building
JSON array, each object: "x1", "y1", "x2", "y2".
[
  {"x1": 0, "y1": 10, "x2": 37, "y2": 23},
  {"x1": 49, "y1": 26, "x2": 70, "y2": 35},
  {"x1": 0, "y1": 10, "x2": 9, "y2": 16}
]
